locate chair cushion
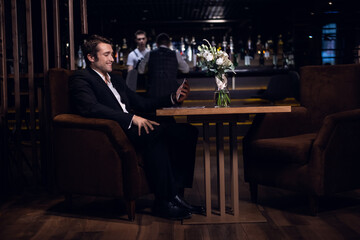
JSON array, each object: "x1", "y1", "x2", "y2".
[{"x1": 250, "y1": 133, "x2": 317, "y2": 165}]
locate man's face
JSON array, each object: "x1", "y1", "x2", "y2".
[
  {"x1": 88, "y1": 42, "x2": 114, "y2": 75},
  {"x1": 136, "y1": 34, "x2": 147, "y2": 48}
]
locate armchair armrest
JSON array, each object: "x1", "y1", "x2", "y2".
[
  {"x1": 53, "y1": 114, "x2": 134, "y2": 153},
  {"x1": 245, "y1": 106, "x2": 312, "y2": 141},
  {"x1": 314, "y1": 109, "x2": 360, "y2": 150},
  {"x1": 310, "y1": 108, "x2": 360, "y2": 194}
]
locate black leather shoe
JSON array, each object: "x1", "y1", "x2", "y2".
[
  {"x1": 153, "y1": 200, "x2": 192, "y2": 220},
  {"x1": 173, "y1": 195, "x2": 206, "y2": 215}
]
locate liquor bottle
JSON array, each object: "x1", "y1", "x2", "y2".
[
  {"x1": 245, "y1": 37, "x2": 253, "y2": 66},
  {"x1": 217, "y1": 43, "x2": 222, "y2": 52},
  {"x1": 256, "y1": 35, "x2": 262, "y2": 56},
  {"x1": 286, "y1": 49, "x2": 295, "y2": 68},
  {"x1": 76, "y1": 45, "x2": 84, "y2": 69},
  {"x1": 283, "y1": 52, "x2": 288, "y2": 69},
  {"x1": 254, "y1": 35, "x2": 262, "y2": 65},
  {"x1": 65, "y1": 42, "x2": 70, "y2": 69},
  {"x1": 186, "y1": 42, "x2": 192, "y2": 62},
  {"x1": 265, "y1": 39, "x2": 276, "y2": 68},
  {"x1": 264, "y1": 42, "x2": 270, "y2": 59},
  {"x1": 238, "y1": 39, "x2": 245, "y2": 66},
  {"x1": 229, "y1": 36, "x2": 234, "y2": 62},
  {"x1": 211, "y1": 36, "x2": 216, "y2": 47},
  {"x1": 277, "y1": 34, "x2": 284, "y2": 67},
  {"x1": 185, "y1": 37, "x2": 192, "y2": 62},
  {"x1": 115, "y1": 44, "x2": 120, "y2": 64},
  {"x1": 247, "y1": 37, "x2": 253, "y2": 56},
  {"x1": 119, "y1": 52, "x2": 124, "y2": 65},
  {"x1": 121, "y1": 38, "x2": 129, "y2": 65},
  {"x1": 259, "y1": 51, "x2": 265, "y2": 66},
  {"x1": 180, "y1": 37, "x2": 186, "y2": 60},
  {"x1": 267, "y1": 39, "x2": 274, "y2": 56},
  {"x1": 264, "y1": 41, "x2": 272, "y2": 66},
  {"x1": 284, "y1": 32, "x2": 295, "y2": 68},
  {"x1": 233, "y1": 53, "x2": 238, "y2": 67},
  {"x1": 170, "y1": 37, "x2": 174, "y2": 50},
  {"x1": 152, "y1": 39, "x2": 157, "y2": 50},
  {"x1": 190, "y1": 36, "x2": 197, "y2": 68},
  {"x1": 82, "y1": 56, "x2": 86, "y2": 69},
  {"x1": 245, "y1": 50, "x2": 251, "y2": 66},
  {"x1": 122, "y1": 38, "x2": 128, "y2": 51},
  {"x1": 222, "y1": 36, "x2": 227, "y2": 52}
]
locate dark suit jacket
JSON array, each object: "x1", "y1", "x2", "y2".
[{"x1": 69, "y1": 67, "x2": 173, "y2": 130}]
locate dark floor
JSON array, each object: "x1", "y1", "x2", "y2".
[{"x1": 1, "y1": 143, "x2": 360, "y2": 240}]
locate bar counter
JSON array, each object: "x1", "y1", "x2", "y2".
[{"x1": 178, "y1": 66, "x2": 291, "y2": 78}]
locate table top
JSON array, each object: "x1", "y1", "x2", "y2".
[{"x1": 156, "y1": 105, "x2": 291, "y2": 116}]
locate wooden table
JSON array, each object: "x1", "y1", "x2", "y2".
[{"x1": 156, "y1": 105, "x2": 291, "y2": 224}]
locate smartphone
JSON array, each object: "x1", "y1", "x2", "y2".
[{"x1": 177, "y1": 78, "x2": 187, "y2": 101}]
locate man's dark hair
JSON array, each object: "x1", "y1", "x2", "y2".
[
  {"x1": 83, "y1": 34, "x2": 112, "y2": 66},
  {"x1": 156, "y1": 33, "x2": 171, "y2": 46},
  {"x1": 134, "y1": 30, "x2": 146, "y2": 38}
]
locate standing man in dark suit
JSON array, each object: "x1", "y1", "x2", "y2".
[{"x1": 69, "y1": 35, "x2": 204, "y2": 220}]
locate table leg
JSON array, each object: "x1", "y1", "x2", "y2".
[
  {"x1": 216, "y1": 122, "x2": 226, "y2": 216},
  {"x1": 182, "y1": 116, "x2": 266, "y2": 224},
  {"x1": 203, "y1": 122, "x2": 212, "y2": 217},
  {"x1": 229, "y1": 121, "x2": 239, "y2": 217}
]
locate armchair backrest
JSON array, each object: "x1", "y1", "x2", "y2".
[
  {"x1": 300, "y1": 64, "x2": 360, "y2": 129},
  {"x1": 48, "y1": 68, "x2": 73, "y2": 119}
]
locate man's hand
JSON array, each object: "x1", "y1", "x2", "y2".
[
  {"x1": 127, "y1": 65, "x2": 134, "y2": 72},
  {"x1": 132, "y1": 115, "x2": 160, "y2": 136},
  {"x1": 176, "y1": 79, "x2": 190, "y2": 103}
]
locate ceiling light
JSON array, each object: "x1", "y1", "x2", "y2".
[{"x1": 206, "y1": 6, "x2": 225, "y2": 20}]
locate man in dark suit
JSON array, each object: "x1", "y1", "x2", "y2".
[
  {"x1": 69, "y1": 35, "x2": 203, "y2": 220},
  {"x1": 138, "y1": 33, "x2": 190, "y2": 123}
]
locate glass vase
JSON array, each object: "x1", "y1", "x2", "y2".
[
  {"x1": 214, "y1": 88, "x2": 231, "y2": 107},
  {"x1": 214, "y1": 75, "x2": 231, "y2": 107}
]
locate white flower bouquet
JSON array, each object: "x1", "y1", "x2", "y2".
[{"x1": 197, "y1": 39, "x2": 235, "y2": 107}]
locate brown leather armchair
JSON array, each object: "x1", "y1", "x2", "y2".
[
  {"x1": 243, "y1": 64, "x2": 360, "y2": 214},
  {"x1": 47, "y1": 68, "x2": 150, "y2": 221}
]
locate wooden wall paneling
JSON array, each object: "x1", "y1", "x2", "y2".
[
  {"x1": 25, "y1": 0, "x2": 39, "y2": 181},
  {"x1": 53, "y1": 0, "x2": 61, "y2": 68},
  {"x1": 11, "y1": 0, "x2": 22, "y2": 166},
  {"x1": 80, "y1": 0, "x2": 88, "y2": 34},
  {"x1": 41, "y1": 0, "x2": 49, "y2": 73},
  {"x1": 0, "y1": 0, "x2": 8, "y2": 196},
  {"x1": 36, "y1": 84, "x2": 45, "y2": 183},
  {"x1": 68, "y1": 0, "x2": 75, "y2": 70},
  {"x1": 0, "y1": 0, "x2": 7, "y2": 115},
  {"x1": 40, "y1": 0, "x2": 51, "y2": 185}
]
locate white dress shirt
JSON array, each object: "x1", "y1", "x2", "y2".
[{"x1": 92, "y1": 68, "x2": 134, "y2": 128}]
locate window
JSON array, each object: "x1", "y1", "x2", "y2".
[{"x1": 321, "y1": 23, "x2": 337, "y2": 65}]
